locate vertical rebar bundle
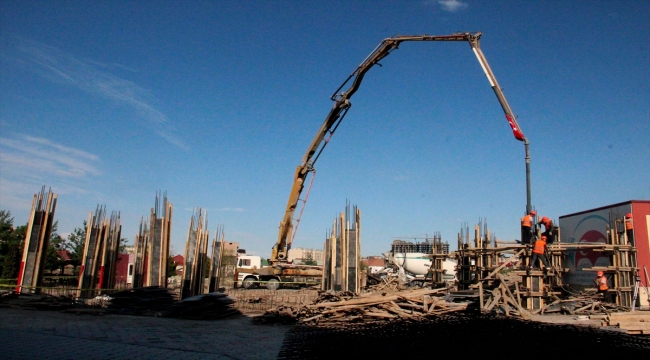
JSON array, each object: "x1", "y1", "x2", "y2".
[
  {"x1": 17, "y1": 187, "x2": 58, "y2": 294},
  {"x1": 147, "y1": 191, "x2": 173, "y2": 287},
  {"x1": 132, "y1": 216, "x2": 149, "y2": 289},
  {"x1": 181, "y1": 208, "x2": 209, "y2": 299},
  {"x1": 77, "y1": 206, "x2": 121, "y2": 297},
  {"x1": 77, "y1": 205, "x2": 106, "y2": 298},
  {"x1": 98, "y1": 211, "x2": 121, "y2": 290},
  {"x1": 322, "y1": 202, "x2": 361, "y2": 293},
  {"x1": 208, "y1": 225, "x2": 225, "y2": 293},
  {"x1": 131, "y1": 192, "x2": 172, "y2": 289}
]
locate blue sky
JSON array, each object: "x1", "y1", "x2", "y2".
[{"x1": 1, "y1": 1, "x2": 648, "y2": 258}]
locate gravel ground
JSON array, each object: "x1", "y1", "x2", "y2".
[{"x1": 278, "y1": 314, "x2": 650, "y2": 359}]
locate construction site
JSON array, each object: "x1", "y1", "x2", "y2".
[{"x1": 1, "y1": 30, "x2": 649, "y2": 359}]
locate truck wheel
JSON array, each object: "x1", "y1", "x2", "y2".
[
  {"x1": 409, "y1": 280, "x2": 425, "y2": 289},
  {"x1": 266, "y1": 278, "x2": 280, "y2": 290},
  {"x1": 243, "y1": 277, "x2": 257, "y2": 289}
]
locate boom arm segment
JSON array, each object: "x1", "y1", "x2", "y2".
[{"x1": 271, "y1": 32, "x2": 530, "y2": 263}]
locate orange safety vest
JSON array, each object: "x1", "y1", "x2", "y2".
[
  {"x1": 625, "y1": 218, "x2": 633, "y2": 230},
  {"x1": 532, "y1": 239, "x2": 546, "y2": 254},
  {"x1": 521, "y1": 215, "x2": 532, "y2": 227},
  {"x1": 597, "y1": 275, "x2": 608, "y2": 291}
]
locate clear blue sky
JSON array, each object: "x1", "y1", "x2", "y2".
[{"x1": 1, "y1": 1, "x2": 648, "y2": 258}]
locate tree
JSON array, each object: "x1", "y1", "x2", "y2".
[
  {"x1": 65, "y1": 221, "x2": 87, "y2": 269},
  {"x1": 0, "y1": 210, "x2": 28, "y2": 281},
  {"x1": 0, "y1": 210, "x2": 16, "y2": 277},
  {"x1": 1, "y1": 225, "x2": 26, "y2": 281},
  {"x1": 167, "y1": 256, "x2": 177, "y2": 277},
  {"x1": 118, "y1": 237, "x2": 129, "y2": 253},
  {"x1": 44, "y1": 221, "x2": 67, "y2": 273}
]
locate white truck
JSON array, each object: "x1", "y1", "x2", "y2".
[{"x1": 235, "y1": 255, "x2": 322, "y2": 290}]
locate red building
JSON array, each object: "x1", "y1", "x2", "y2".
[
  {"x1": 114, "y1": 253, "x2": 133, "y2": 288},
  {"x1": 559, "y1": 200, "x2": 650, "y2": 306}
]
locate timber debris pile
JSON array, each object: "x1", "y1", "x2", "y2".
[
  {"x1": 533, "y1": 293, "x2": 631, "y2": 315},
  {"x1": 254, "y1": 288, "x2": 468, "y2": 326}
]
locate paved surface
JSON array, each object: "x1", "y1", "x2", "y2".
[{"x1": 0, "y1": 308, "x2": 291, "y2": 360}]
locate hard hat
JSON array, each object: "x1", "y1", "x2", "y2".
[
  {"x1": 625, "y1": 213, "x2": 632, "y2": 218},
  {"x1": 597, "y1": 271, "x2": 604, "y2": 276},
  {"x1": 530, "y1": 210, "x2": 537, "y2": 216},
  {"x1": 541, "y1": 216, "x2": 549, "y2": 222}
]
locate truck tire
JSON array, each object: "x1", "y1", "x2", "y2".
[
  {"x1": 266, "y1": 278, "x2": 280, "y2": 290},
  {"x1": 243, "y1": 277, "x2": 257, "y2": 289}
]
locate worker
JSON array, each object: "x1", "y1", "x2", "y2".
[
  {"x1": 521, "y1": 210, "x2": 536, "y2": 245},
  {"x1": 529, "y1": 235, "x2": 549, "y2": 270},
  {"x1": 538, "y1": 216, "x2": 556, "y2": 244},
  {"x1": 625, "y1": 213, "x2": 634, "y2": 246},
  {"x1": 595, "y1": 271, "x2": 609, "y2": 301}
]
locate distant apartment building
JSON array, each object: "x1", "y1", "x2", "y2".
[
  {"x1": 391, "y1": 239, "x2": 449, "y2": 254},
  {"x1": 219, "y1": 241, "x2": 240, "y2": 256},
  {"x1": 288, "y1": 247, "x2": 324, "y2": 265}
]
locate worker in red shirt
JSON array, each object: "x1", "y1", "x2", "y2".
[
  {"x1": 521, "y1": 210, "x2": 536, "y2": 245},
  {"x1": 595, "y1": 271, "x2": 609, "y2": 301},
  {"x1": 529, "y1": 235, "x2": 549, "y2": 270},
  {"x1": 625, "y1": 213, "x2": 634, "y2": 246},
  {"x1": 538, "y1": 216, "x2": 556, "y2": 244}
]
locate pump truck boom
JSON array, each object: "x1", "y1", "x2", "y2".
[{"x1": 271, "y1": 32, "x2": 531, "y2": 266}]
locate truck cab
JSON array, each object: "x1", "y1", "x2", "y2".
[{"x1": 236, "y1": 255, "x2": 278, "y2": 289}]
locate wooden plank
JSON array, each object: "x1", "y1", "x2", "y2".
[
  {"x1": 483, "y1": 249, "x2": 525, "y2": 279},
  {"x1": 614, "y1": 321, "x2": 650, "y2": 331},
  {"x1": 498, "y1": 275, "x2": 532, "y2": 320},
  {"x1": 608, "y1": 313, "x2": 650, "y2": 321},
  {"x1": 484, "y1": 291, "x2": 501, "y2": 312}
]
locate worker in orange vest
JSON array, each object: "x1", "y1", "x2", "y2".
[
  {"x1": 521, "y1": 210, "x2": 536, "y2": 245},
  {"x1": 538, "y1": 216, "x2": 556, "y2": 244},
  {"x1": 595, "y1": 271, "x2": 609, "y2": 301},
  {"x1": 625, "y1": 213, "x2": 634, "y2": 246},
  {"x1": 529, "y1": 235, "x2": 549, "y2": 270}
]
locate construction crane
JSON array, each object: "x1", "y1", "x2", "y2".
[{"x1": 271, "y1": 32, "x2": 531, "y2": 263}]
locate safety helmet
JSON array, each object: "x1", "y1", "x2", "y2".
[
  {"x1": 625, "y1": 213, "x2": 632, "y2": 218},
  {"x1": 541, "y1": 216, "x2": 549, "y2": 222},
  {"x1": 530, "y1": 210, "x2": 537, "y2": 216},
  {"x1": 597, "y1": 271, "x2": 604, "y2": 276}
]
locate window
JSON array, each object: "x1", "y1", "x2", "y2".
[{"x1": 128, "y1": 264, "x2": 133, "y2": 276}]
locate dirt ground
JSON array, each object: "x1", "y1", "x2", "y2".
[{"x1": 277, "y1": 314, "x2": 650, "y2": 359}]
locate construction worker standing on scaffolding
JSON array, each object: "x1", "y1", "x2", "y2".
[
  {"x1": 530, "y1": 235, "x2": 549, "y2": 270},
  {"x1": 625, "y1": 213, "x2": 635, "y2": 246},
  {"x1": 521, "y1": 210, "x2": 536, "y2": 245},
  {"x1": 538, "y1": 216, "x2": 556, "y2": 244},
  {"x1": 595, "y1": 271, "x2": 609, "y2": 301}
]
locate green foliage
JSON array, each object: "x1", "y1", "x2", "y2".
[
  {"x1": 65, "y1": 221, "x2": 87, "y2": 266},
  {"x1": 359, "y1": 261, "x2": 368, "y2": 271},
  {"x1": 44, "y1": 221, "x2": 67, "y2": 273},
  {"x1": 302, "y1": 259, "x2": 318, "y2": 266},
  {"x1": 167, "y1": 256, "x2": 177, "y2": 277},
  {"x1": 1, "y1": 225, "x2": 26, "y2": 280},
  {"x1": 119, "y1": 237, "x2": 129, "y2": 253},
  {"x1": 0, "y1": 211, "x2": 27, "y2": 280}
]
